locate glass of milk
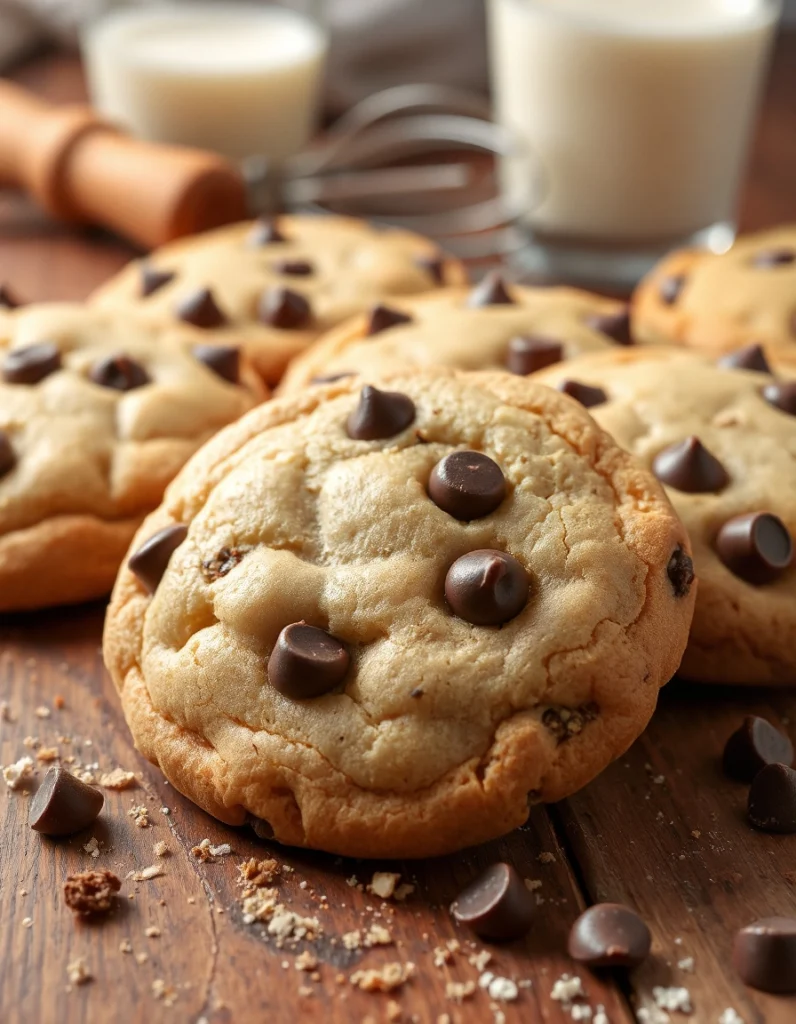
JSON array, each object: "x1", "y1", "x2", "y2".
[
  {"x1": 487, "y1": 0, "x2": 781, "y2": 287},
  {"x1": 82, "y1": 3, "x2": 328, "y2": 163}
]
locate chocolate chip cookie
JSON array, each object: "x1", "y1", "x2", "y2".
[
  {"x1": 103, "y1": 369, "x2": 694, "y2": 857},
  {"x1": 91, "y1": 214, "x2": 467, "y2": 385},
  {"x1": 279, "y1": 275, "x2": 629, "y2": 393},
  {"x1": 0, "y1": 302, "x2": 264, "y2": 611},
  {"x1": 535, "y1": 345, "x2": 796, "y2": 684}
]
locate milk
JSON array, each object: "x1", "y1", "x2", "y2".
[
  {"x1": 83, "y1": 5, "x2": 328, "y2": 162},
  {"x1": 488, "y1": 0, "x2": 779, "y2": 244}
]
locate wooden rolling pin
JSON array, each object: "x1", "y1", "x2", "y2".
[{"x1": 0, "y1": 80, "x2": 248, "y2": 249}]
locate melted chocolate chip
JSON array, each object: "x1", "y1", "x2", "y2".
[
  {"x1": 568, "y1": 903, "x2": 651, "y2": 968},
  {"x1": 466, "y1": 271, "x2": 514, "y2": 308},
  {"x1": 718, "y1": 344, "x2": 771, "y2": 373},
  {"x1": 140, "y1": 266, "x2": 175, "y2": 298},
  {"x1": 659, "y1": 275, "x2": 686, "y2": 306},
  {"x1": 128, "y1": 523, "x2": 189, "y2": 594},
  {"x1": 723, "y1": 716, "x2": 794, "y2": 783},
  {"x1": 249, "y1": 218, "x2": 287, "y2": 246},
  {"x1": 365, "y1": 304, "x2": 413, "y2": 336},
  {"x1": 414, "y1": 253, "x2": 445, "y2": 285},
  {"x1": 175, "y1": 287, "x2": 227, "y2": 329},
  {"x1": 428, "y1": 451, "x2": 506, "y2": 520},
  {"x1": 2, "y1": 342, "x2": 61, "y2": 385},
  {"x1": 585, "y1": 306, "x2": 632, "y2": 345},
  {"x1": 653, "y1": 436, "x2": 729, "y2": 493},
  {"x1": 29, "y1": 765, "x2": 104, "y2": 837},
  {"x1": 346, "y1": 386, "x2": 415, "y2": 441},
  {"x1": 0, "y1": 283, "x2": 23, "y2": 309},
  {"x1": 0, "y1": 430, "x2": 15, "y2": 479},
  {"x1": 715, "y1": 512, "x2": 793, "y2": 584},
  {"x1": 274, "y1": 259, "x2": 314, "y2": 276},
  {"x1": 445, "y1": 549, "x2": 529, "y2": 626},
  {"x1": 450, "y1": 863, "x2": 534, "y2": 940},
  {"x1": 667, "y1": 546, "x2": 695, "y2": 597},
  {"x1": 748, "y1": 763, "x2": 796, "y2": 833},
  {"x1": 557, "y1": 380, "x2": 607, "y2": 408},
  {"x1": 258, "y1": 287, "x2": 312, "y2": 329},
  {"x1": 505, "y1": 336, "x2": 563, "y2": 375},
  {"x1": 762, "y1": 381, "x2": 796, "y2": 416},
  {"x1": 733, "y1": 918, "x2": 796, "y2": 994},
  {"x1": 268, "y1": 622, "x2": 350, "y2": 699},
  {"x1": 752, "y1": 249, "x2": 795, "y2": 268},
  {"x1": 193, "y1": 344, "x2": 240, "y2": 384},
  {"x1": 89, "y1": 354, "x2": 150, "y2": 392},
  {"x1": 201, "y1": 545, "x2": 251, "y2": 582}
]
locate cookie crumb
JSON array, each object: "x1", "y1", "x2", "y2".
[
  {"x1": 154, "y1": 841, "x2": 170, "y2": 858},
  {"x1": 479, "y1": 973, "x2": 519, "y2": 1002},
  {"x1": 239, "y1": 857, "x2": 279, "y2": 887},
  {"x1": 22, "y1": 917, "x2": 33, "y2": 929},
  {"x1": 677, "y1": 956, "x2": 695, "y2": 973},
  {"x1": 129, "y1": 805, "x2": 151, "y2": 828},
  {"x1": 3, "y1": 756, "x2": 33, "y2": 789},
  {"x1": 119, "y1": 940, "x2": 133, "y2": 954},
  {"x1": 83, "y1": 837, "x2": 101, "y2": 859},
  {"x1": 134, "y1": 865, "x2": 165, "y2": 881},
  {"x1": 718, "y1": 1011, "x2": 744, "y2": 1024},
  {"x1": 445, "y1": 980, "x2": 476, "y2": 1003},
  {"x1": 551, "y1": 974, "x2": 585, "y2": 1004},
  {"x1": 537, "y1": 852, "x2": 556, "y2": 865},
  {"x1": 36, "y1": 747, "x2": 59, "y2": 763},
  {"x1": 100, "y1": 768, "x2": 136, "y2": 790},
  {"x1": 295, "y1": 951, "x2": 318, "y2": 972},
  {"x1": 367, "y1": 871, "x2": 401, "y2": 899},
  {"x1": 350, "y1": 962, "x2": 415, "y2": 993},
  {"x1": 469, "y1": 950, "x2": 492, "y2": 971},
  {"x1": 34, "y1": 706, "x2": 51, "y2": 719},
  {"x1": 653, "y1": 986, "x2": 693, "y2": 1014},
  {"x1": 64, "y1": 870, "x2": 121, "y2": 914},
  {"x1": 66, "y1": 957, "x2": 92, "y2": 986},
  {"x1": 152, "y1": 979, "x2": 177, "y2": 1006},
  {"x1": 145, "y1": 927, "x2": 161, "y2": 938}
]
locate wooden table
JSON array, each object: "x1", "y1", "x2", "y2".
[{"x1": 2, "y1": 43, "x2": 796, "y2": 1024}]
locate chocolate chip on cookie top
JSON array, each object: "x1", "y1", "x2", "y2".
[
  {"x1": 719, "y1": 343, "x2": 771, "y2": 373},
  {"x1": 467, "y1": 271, "x2": 514, "y2": 308},
  {"x1": 428, "y1": 451, "x2": 506, "y2": 520},
  {"x1": 0, "y1": 430, "x2": 15, "y2": 478},
  {"x1": 140, "y1": 266, "x2": 175, "y2": 298},
  {"x1": 268, "y1": 622, "x2": 350, "y2": 699},
  {"x1": 667, "y1": 546, "x2": 695, "y2": 598},
  {"x1": 585, "y1": 306, "x2": 632, "y2": 345},
  {"x1": 248, "y1": 217, "x2": 287, "y2": 246},
  {"x1": 653, "y1": 436, "x2": 729, "y2": 494},
  {"x1": 273, "y1": 259, "x2": 314, "y2": 277},
  {"x1": 258, "y1": 287, "x2": 312, "y2": 330},
  {"x1": 128, "y1": 523, "x2": 189, "y2": 594},
  {"x1": 90, "y1": 354, "x2": 150, "y2": 392},
  {"x1": 762, "y1": 380, "x2": 796, "y2": 416},
  {"x1": 506, "y1": 336, "x2": 564, "y2": 376},
  {"x1": 716, "y1": 513, "x2": 793, "y2": 585},
  {"x1": 365, "y1": 304, "x2": 413, "y2": 336},
  {"x1": 3, "y1": 341, "x2": 62, "y2": 385},
  {"x1": 176, "y1": 287, "x2": 227, "y2": 329},
  {"x1": 445, "y1": 549, "x2": 530, "y2": 626},
  {"x1": 414, "y1": 253, "x2": 446, "y2": 284},
  {"x1": 346, "y1": 385, "x2": 416, "y2": 440},
  {"x1": 659, "y1": 274, "x2": 686, "y2": 306},
  {"x1": 752, "y1": 248, "x2": 795, "y2": 268},
  {"x1": 192, "y1": 344, "x2": 241, "y2": 384},
  {"x1": 557, "y1": 379, "x2": 607, "y2": 408}
]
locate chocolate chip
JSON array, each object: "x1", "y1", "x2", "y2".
[
  {"x1": 542, "y1": 703, "x2": 598, "y2": 743},
  {"x1": 667, "y1": 546, "x2": 695, "y2": 597},
  {"x1": 762, "y1": 381, "x2": 796, "y2": 416},
  {"x1": 0, "y1": 430, "x2": 15, "y2": 479},
  {"x1": 258, "y1": 287, "x2": 312, "y2": 329},
  {"x1": 733, "y1": 918, "x2": 796, "y2": 993},
  {"x1": 175, "y1": 287, "x2": 227, "y2": 329},
  {"x1": 89, "y1": 353, "x2": 150, "y2": 392},
  {"x1": 752, "y1": 249, "x2": 795, "y2": 268},
  {"x1": 723, "y1": 716, "x2": 794, "y2": 783},
  {"x1": 365, "y1": 304, "x2": 413, "y2": 336},
  {"x1": 274, "y1": 259, "x2": 313, "y2": 276},
  {"x1": 193, "y1": 344, "x2": 240, "y2": 384},
  {"x1": 29, "y1": 765, "x2": 104, "y2": 836},
  {"x1": 310, "y1": 372, "x2": 355, "y2": 385},
  {"x1": 450, "y1": 863, "x2": 533, "y2": 940},
  {"x1": 201, "y1": 545, "x2": 251, "y2": 582},
  {"x1": 346, "y1": 385, "x2": 415, "y2": 440},
  {"x1": 653, "y1": 436, "x2": 729, "y2": 493},
  {"x1": 748, "y1": 763, "x2": 796, "y2": 833},
  {"x1": 249, "y1": 218, "x2": 287, "y2": 245},
  {"x1": 506, "y1": 336, "x2": 563, "y2": 375},
  {"x1": 141, "y1": 266, "x2": 175, "y2": 298},
  {"x1": 268, "y1": 622, "x2": 349, "y2": 699},
  {"x1": 128, "y1": 523, "x2": 189, "y2": 594},
  {"x1": 0, "y1": 283, "x2": 22, "y2": 309},
  {"x1": 659, "y1": 275, "x2": 686, "y2": 305},
  {"x1": 585, "y1": 306, "x2": 632, "y2": 345},
  {"x1": 568, "y1": 903, "x2": 651, "y2": 968},
  {"x1": 466, "y1": 271, "x2": 514, "y2": 308},
  {"x1": 718, "y1": 344, "x2": 771, "y2": 373},
  {"x1": 716, "y1": 512, "x2": 793, "y2": 584},
  {"x1": 410, "y1": 687, "x2": 424, "y2": 698},
  {"x1": 2, "y1": 341, "x2": 61, "y2": 384},
  {"x1": 249, "y1": 815, "x2": 275, "y2": 840},
  {"x1": 414, "y1": 253, "x2": 445, "y2": 284},
  {"x1": 557, "y1": 380, "x2": 607, "y2": 408},
  {"x1": 428, "y1": 451, "x2": 506, "y2": 520},
  {"x1": 445, "y1": 549, "x2": 529, "y2": 626}
]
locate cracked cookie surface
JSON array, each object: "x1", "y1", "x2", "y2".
[{"x1": 104, "y1": 370, "x2": 694, "y2": 857}]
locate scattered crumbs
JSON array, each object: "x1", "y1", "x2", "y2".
[
  {"x1": 594, "y1": 1007, "x2": 610, "y2": 1024},
  {"x1": 387, "y1": 999, "x2": 402, "y2": 1022},
  {"x1": 550, "y1": 974, "x2": 585, "y2": 1004},
  {"x1": 346, "y1": 875, "x2": 361, "y2": 889},
  {"x1": 72, "y1": 769, "x2": 96, "y2": 785},
  {"x1": 160, "y1": 807, "x2": 170, "y2": 815},
  {"x1": 241, "y1": 888, "x2": 321, "y2": 947},
  {"x1": 0, "y1": 701, "x2": 13, "y2": 722},
  {"x1": 394, "y1": 882, "x2": 415, "y2": 901},
  {"x1": 524, "y1": 878, "x2": 542, "y2": 892},
  {"x1": 36, "y1": 747, "x2": 59, "y2": 763},
  {"x1": 3, "y1": 756, "x2": 34, "y2": 789},
  {"x1": 135, "y1": 953, "x2": 149, "y2": 966},
  {"x1": 367, "y1": 871, "x2": 401, "y2": 899},
  {"x1": 297, "y1": 985, "x2": 313, "y2": 998},
  {"x1": 151, "y1": 980, "x2": 178, "y2": 1006},
  {"x1": 22, "y1": 917, "x2": 33, "y2": 929},
  {"x1": 638, "y1": 1008, "x2": 671, "y2": 1024},
  {"x1": 343, "y1": 931, "x2": 362, "y2": 951},
  {"x1": 54, "y1": 695, "x2": 66, "y2": 710},
  {"x1": 690, "y1": 830, "x2": 701, "y2": 840},
  {"x1": 446, "y1": 939, "x2": 460, "y2": 953},
  {"x1": 83, "y1": 837, "x2": 101, "y2": 859},
  {"x1": 433, "y1": 945, "x2": 452, "y2": 967},
  {"x1": 350, "y1": 962, "x2": 415, "y2": 993},
  {"x1": 445, "y1": 980, "x2": 476, "y2": 1003},
  {"x1": 295, "y1": 951, "x2": 318, "y2": 972},
  {"x1": 23, "y1": 736, "x2": 39, "y2": 749},
  {"x1": 437, "y1": 1017, "x2": 451, "y2": 1024},
  {"x1": 677, "y1": 957, "x2": 695, "y2": 973},
  {"x1": 653, "y1": 986, "x2": 693, "y2": 1014},
  {"x1": 299, "y1": 880, "x2": 308, "y2": 890},
  {"x1": 718, "y1": 1011, "x2": 744, "y2": 1024},
  {"x1": 119, "y1": 940, "x2": 133, "y2": 954},
  {"x1": 192, "y1": 838, "x2": 233, "y2": 861},
  {"x1": 239, "y1": 857, "x2": 279, "y2": 887},
  {"x1": 537, "y1": 852, "x2": 556, "y2": 864},
  {"x1": 64, "y1": 870, "x2": 121, "y2": 915},
  {"x1": 282, "y1": 865, "x2": 294, "y2": 874},
  {"x1": 134, "y1": 865, "x2": 165, "y2": 881},
  {"x1": 469, "y1": 950, "x2": 492, "y2": 971},
  {"x1": 66, "y1": 957, "x2": 92, "y2": 986},
  {"x1": 479, "y1": 973, "x2": 519, "y2": 1003},
  {"x1": 100, "y1": 769, "x2": 136, "y2": 790},
  {"x1": 34, "y1": 706, "x2": 51, "y2": 719},
  {"x1": 129, "y1": 805, "x2": 151, "y2": 828},
  {"x1": 652, "y1": 775, "x2": 666, "y2": 785},
  {"x1": 145, "y1": 927, "x2": 161, "y2": 938},
  {"x1": 154, "y1": 841, "x2": 170, "y2": 858},
  {"x1": 19, "y1": 888, "x2": 28, "y2": 897},
  {"x1": 571, "y1": 1008, "x2": 593, "y2": 1022}
]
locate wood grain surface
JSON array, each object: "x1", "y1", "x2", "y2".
[{"x1": 1, "y1": 38, "x2": 796, "y2": 1024}]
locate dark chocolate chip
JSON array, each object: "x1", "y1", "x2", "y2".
[
  {"x1": 506, "y1": 336, "x2": 563, "y2": 375},
  {"x1": 542, "y1": 703, "x2": 598, "y2": 743},
  {"x1": 2, "y1": 341, "x2": 61, "y2": 385},
  {"x1": 667, "y1": 546, "x2": 695, "y2": 598},
  {"x1": 723, "y1": 716, "x2": 794, "y2": 783},
  {"x1": 0, "y1": 430, "x2": 15, "y2": 479},
  {"x1": 762, "y1": 381, "x2": 796, "y2": 416},
  {"x1": 718, "y1": 344, "x2": 771, "y2": 373},
  {"x1": 445, "y1": 549, "x2": 529, "y2": 626},
  {"x1": 659, "y1": 275, "x2": 686, "y2": 306},
  {"x1": 428, "y1": 451, "x2": 506, "y2": 520},
  {"x1": 128, "y1": 523, "x2": 189, "y2": 594},
  {"x1": 365, "y1": 304, "x2": 413, "y2": 336},
  {"x1": 268, "y1": 622, "x2": 350, "y2": 699},
  {"x1": 193, "y1": 344, "x2": 240, "y2": 384},
  {"x1": 89, "y1": 353, "x2": 150, "y2": 392},
  {"x1": 274, "y1": 259, "x2": 314, "y2": 277},
  {"x1": 568, "y1": 903, "x2": 651, "y2": 968},
  {"x1": 733, "y1": 918, "x2": 796, "y2": 993},
  {"x1": 249, "y1": 218, "x2": 287, "y2": 246},
  {"x1": 716, "y1": 512, "x2": 793, "y2": 584},
  {"x1": 752, "y1": 249, "x2": 795, "y2": 268},
  {"x1": 652, "y1": 436, "x2": 729, "y2": 493},
  {"x1": 585, "y1": 306, "x2": 632, "y2": 345},
  {"x1": 29, "y1": 765, "x2": 104, "y2": 837},
  {"x1": 140, "y1": 266, "x2": 175, "y2": 298},
  {"x1": 410, "y1": 687, "x2": 424, "y2": 698},
  {"x1": 748, "y1": 763, "x2": 796, "y2": 833},
  {"x1": 557, "y1": 380, "x2": 607, "y2": 408},
  {"x1": 346, "y1": 385, "x2": 415, "y2": 440},
  {"x1": 202, "y1": 545, "x2": 251, "y2": 582},
  {"x1": 0, "y1": 283, "x2": 22, "y2": 309},
  {"x1": 414, "y1": 253, "x2": 445, "y2": 285},
  {"x1": 175, "y1": 287, "x2": 227, "y2": 329},
  {"x1": 310, "y1": 372, "x2": 355, "y2": 385},
  {"x1": 258, "y1": 287, "x2": 312, "y2": 329},
  {"x1": 450, "y1": 863, "x2": 533, "y2": 940},
  {"x1": 466, "y1": 271, "x2": 514, "y2": 308},
  {"x1": 248, "y1": 815, "x2": 275, "y2": 840}
]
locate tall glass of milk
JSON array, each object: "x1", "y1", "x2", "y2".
[{"x1": 487, "y1": 0, "x2": 781, "y2": 286}]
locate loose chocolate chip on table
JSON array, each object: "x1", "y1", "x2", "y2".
[
  {"x1": 723, "y1": 716, "x2": 794, "y2": 783},
  {"x1": 428, "y1": 451, "x2": 506, "y2": 520},
  {"x1": 466, "y1": 271, "x2": 514, "y2": 308},
  {"x1": 0, "y1": 282, "x2": 22, "y2": 308},
  {"x1": 752, "y1": 249, "x2": 795, "y2": 268},
  {"x1": 506, "y1": 335, "x2": 563, "y2": 375},
  {"x1": 346, "y1": 385, "x2": 415, "y2": 440},
  {"x1": 450, "y1": 863, "x2": 533, "y2": 940},
  {"x1": 29, "y1": 765, "x2": 104, "y2": 836},
  {"x1": 762, "y1": 381, "x2": 796, "y2": 416},
  {"x1": 0, "y1": 430, "x2": 15, "y2": 479},
  {"x1": 445, "y1": 549, "x2": 529, "y2": 626},
  {"x1": 652, "y1": 436, "x2": 729, "y2": 493},
  {"x1": 140, "y1": 266, "x2": 175, "y2": 298},
  {"x1": 128, "y1": 523, "x2": 189, "y2": 594},
  {"x1": 258, "y1": 287, "x2": 312, "y2": 329},
  {"x1": 585, "y1": 306, "x2": 632, "y2": 345},
  {"x1": 718, "y1": 344, "x2": 771, "y2": 373},
  {"x1": 667, "y1": 546, "x2": 695, "y2": 598},
  {"x1": 249, "y1": 218, "x2": 287, "y2": 246},
  {"x1": 193, "y1": 344, "x2": 240, "y2": 384},
  {"x1": 733, "y1": 918, "x2": 796, "y2": 994},
  {"x1": 568, "y1": 903, "x2": 651, "y2": 968},
  {"x1": 311, "y1": 372, "x2": 355, "y2": 385},
  {"x1": 748, "y1": 763, "x2": 796, "y2": 833},
  {"x1": 175, "y1": 287, "x2": 227, "y2": 329},
  {"x1": 716, "y1": 512, "x2": 793, "y2": 584},
  {"x1": 365, "y1": 304, "x2": 413, "y2": 336},
  {"x1": 659, "y1": 275, "x2": 686, "y2": 306},
  {"x1": 557, "y1": 379, "x2": 607, "y2": 408},
  {"x1": 2, "y1": 341, "x2": 61, "y2": 385},
  {"x1": 268, "y1": 622, "x2": 350, "y2": 699},
  {"x1": 414, "y1": 253, "x2": 445, "y2": 284},
  {"x1": 90, "y1": 354, "x2": 150, "y2": 392}
]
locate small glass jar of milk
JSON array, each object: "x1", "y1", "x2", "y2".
[{"x1": 487, "y1": 0, "x2": 781, "y2": 286}]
